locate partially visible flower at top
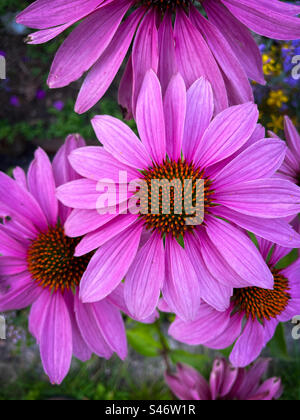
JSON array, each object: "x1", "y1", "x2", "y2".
[
  {"x1": 0, "y1": 135, "x2": 140, "y2": 385},
  {"x1": 267, "y1": 90, "x2": 289, "y2": 109},
  {"x1": 16, "y1": 0, "x2": 300, "y2": 116},
  {"x1": 274, "y1": 116, "x2": 300, "y2": 185},
  {"x1": 166, "y1": 359, "x2": 282, "y2": 401},
  {"x1": 57, "y1": 72, "x2": 300, "y2": 324},
  {"x1": 53, "y1": 100, "x2": 65, "y2": 111},
  {"x1": 168, "y1": 237, "x2": 300, "y2": 367}
]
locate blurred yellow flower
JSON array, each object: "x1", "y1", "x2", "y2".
[
  {"x1": 267, "y1": 114, "x2": 284, "y2": 133},
  {"x1": 267, "y1": 90, "x2": 288, "y2": 108}
]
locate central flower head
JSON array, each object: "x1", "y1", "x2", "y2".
[
  {"x1": 232, "y1": 269, "x2": 291, "y2": 322},
  {"x1": 27, "y1": 224, "x2": 91, "y2": 293},
  {"x1": 139, "y1": 159, "x2": 213, "y2": 237}
]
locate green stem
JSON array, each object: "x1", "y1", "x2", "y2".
[{"x1": 155, "y1": 319, "x2": 172, "y2": 373}]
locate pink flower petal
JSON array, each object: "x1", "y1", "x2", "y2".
[
  {"x1": 27, "y1": 148, "x2": 58, "y2": 227},
  {"x1": 164, "y1": 73, "x2": 186, "y2": 161},
  {"x1": 48, "y1": 0, "x2": 131, "y2": 88},
  {"x1": 194, "y1": 102, "x2": 258, "y2": 168},
  {"x1": 132, "y1": 8, "x2": 159, "y2": 115},
  {"x1": 182, "y1": 77, "x2": 214, "y2": 163},
  {"x1": 92, "y1": 115, "x2": 152, "y2": 169},
  {"x1": 163, "y1": 236, "x2": 201, "y2": 321},
  {"x1": 174, "y1": 9, "x2": 228, "y2": 114},
  {"x1": 74, "y1": 293, "x2": 114, "y2": 359},
  {"x1": 75, "y1": 8, "x2": 144, "y2": 113},
  {"x1": 205, "y1": 216, "x2": 273, "y2": 288},
  {"x1": 230, "y1": 319, "x2": 265, "y2": 368},
  {"x1": 40, "y1": 292, "x2": 73, "y2": 385},
  {"x1": 136, "y1": 70, "x2": 166, "y2": 164},
  {"x1": 124, "y1": 232, "x2": 165, "y2": 319},
  {"x1": 79, "y1": 222, "x2": 143, "y2": 302}
]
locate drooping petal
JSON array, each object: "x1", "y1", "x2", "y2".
[
  {"x1": 204, "y1": 0, "x2": 265, "y2": 84},
  {"x1": 184, "y1": 233, "x2": 233, "y2": 311},
  {"x1": 75, "y1": 214, "x2": 138, "y2": 256},
  {"x1": 16, "y1": 0, "x2": 102, "y2": 29},
  {"x1": 64, "y1": 209, "x2": 117, "y2": 237},
  {"x1": 203, "y1": 312, "x2": 243, "y2": 350},
  {"x1": 174, "y1": 9, "x2": 228, "y2": 113},
  {"x1": 190, "y1": 5, "x2": 253, "y2": 105},
  {"x1": 205, "y1": 216, "x2": 273, "y2": 288},
  {"x1": 0, "y1": 257, "x2": 28, "y2": 276},
  {"x1": 63, "y1": 291, "x2": 92, "y2": 362},
  {"x1": 47, "y1": 0, "x2": 131, "y2": 88},
  {"x1": 163, "y1": 236, "x2": 201, "y2": 321},
  {"x1": 131, "y1": 8, "x2": 159, "y2": 115},
  {"x1": 212, "y1": 206, "x2": 300, "y2": 249},
  {"x1": 169, "y1": 304, "x2": 231, "y2": 345},
  {"x1": 158, "y1": 11, "x2": 178, "y2": 96},
  {"x1": 40, "y1": 291, "x2": 73, "y2": 385},
  {"x1": 198, "y1": 229, "x2": 253, "y2": 288},
  {"x1": 124, "y1": 232, "x2": 165, "y2": 319},
  {"x1": 0, "y1": 228, "x2": 27, "y2": 258},
  {"x1": 107, "y1": 282, "x2": 158, "y2": 324},
  {"x1": 118, "y1": 57, "x2": 134, "y2": 120},
  {"x1": 87, "y1": 299, "x2": 127, "y2": 360},
  {"x1": 79, "y1": 222, "x2": 143, "y2": 302},
  {"x1": 222, "y1": 0, "x2": 300, "y2": 40},
  {"x1": 74, "y1": 293, "x2": 113, "y2": 359},
  {"x1": 75, "y1": 8, "x2": 144, "y2": 114},
  {"x1": 0, "y1": 273, "x2": 41, "y2": 311},
  {"x1": 230, "y1": 319, "x2": 265, "y2": 368}
]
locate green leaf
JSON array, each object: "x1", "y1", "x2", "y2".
[
  {"x1": 267, "y1": 323, "x2": 289, "y2": 360},
  {"x1": 127, "y1": 324, "x2": 162, "y2": 357},
  {"x1": 276, "y1": 249, "x2": 298, "y2": 270},
  {"x1": 219, "y1": 344, "x2": 234, "y2": 359},
  {"x1": 170, "y1": 349, "x2": 210, "y2": 371}
]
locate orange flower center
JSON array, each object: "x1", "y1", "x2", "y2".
[
  {"x1": 27, "y1": 224, "x2": 91, "y2": 293},
  {"x1": 139, "y1": 159, "x2": 213, "y2": 237},
  {"x1": 232, "y1": 270, "x2": 291, "y2": 322}
]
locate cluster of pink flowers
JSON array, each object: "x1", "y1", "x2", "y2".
[{"x1": 0, "y1": 0, "x2": 299, "y2": 399}]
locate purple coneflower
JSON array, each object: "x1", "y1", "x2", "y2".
[
  {"x1": 168, "y1": 237, "x2": 300, "y2": 367},
  {"x1": 16, "y1": 0, "x2": 300, "y2": 115},
  {"x1": 57, "y1": 72, "x2": 300, "y2": 322},
  {"x1": 166, "y1": 359, "x2": 282, "y2": 400},
  {"x1": 0, "y1": 135, "x2": 130, "y2": 385}
]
